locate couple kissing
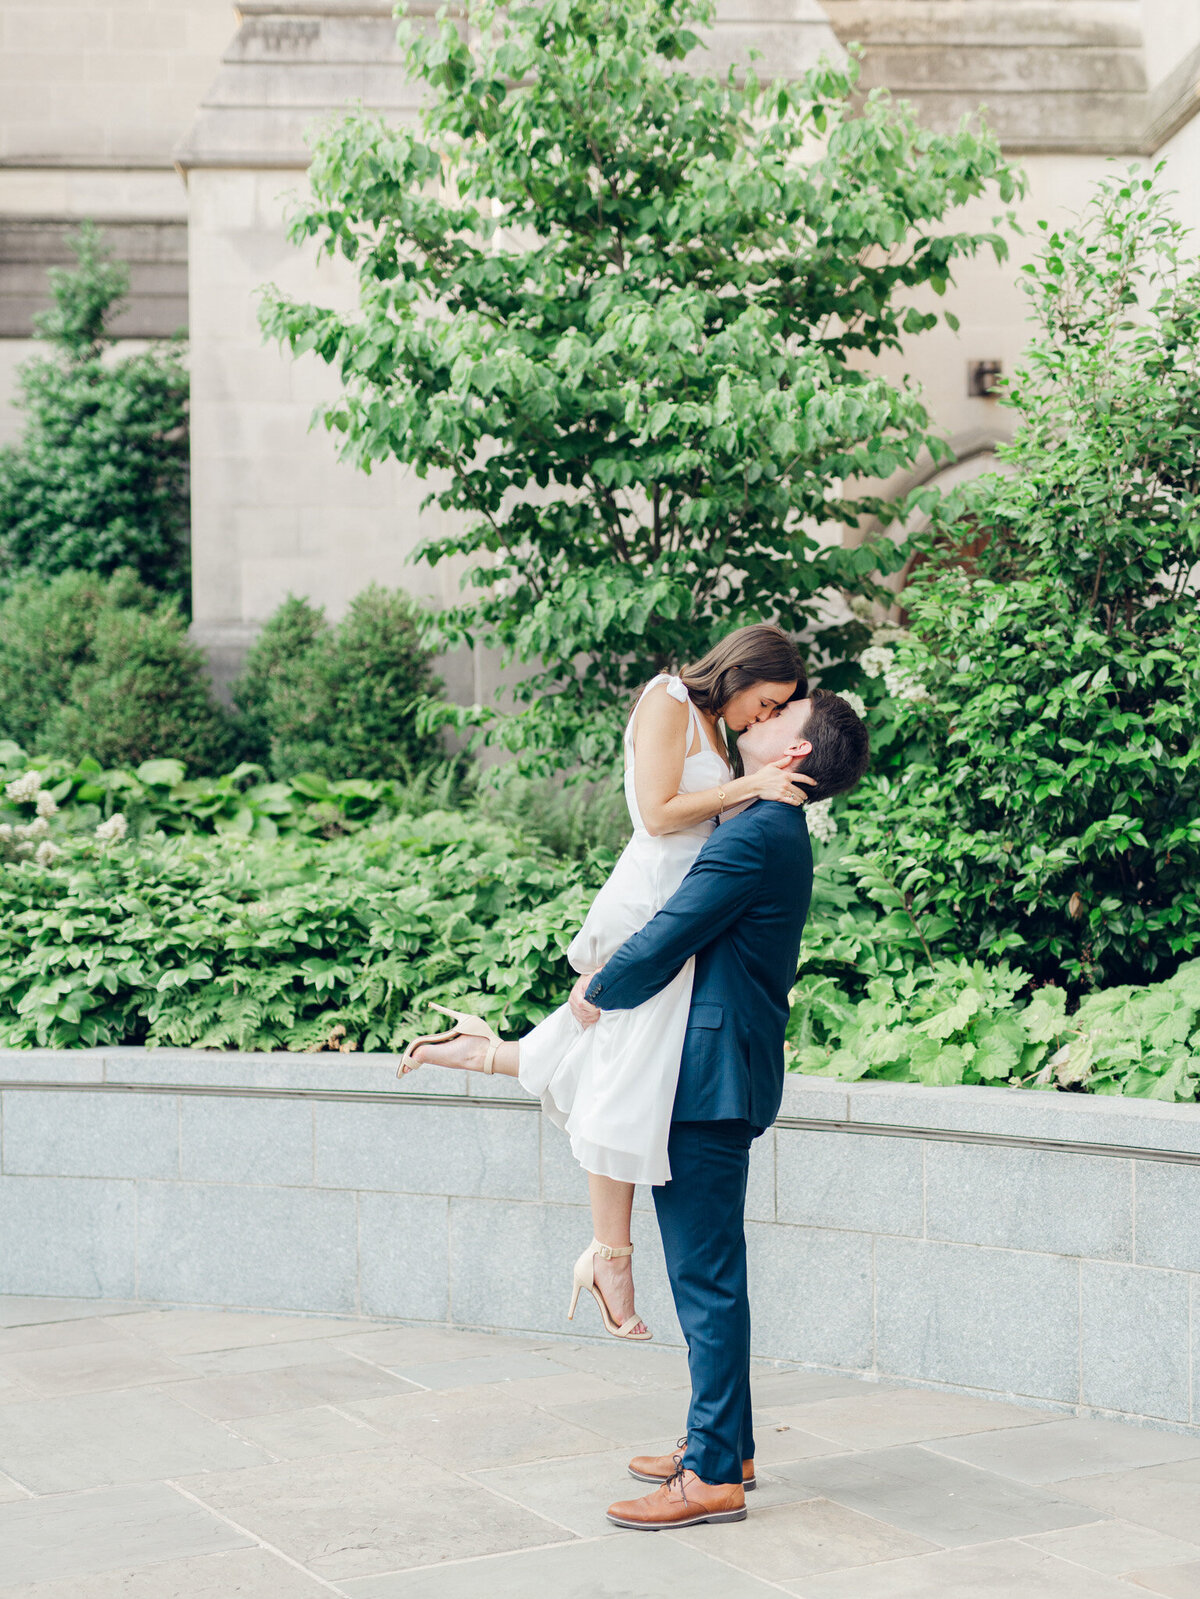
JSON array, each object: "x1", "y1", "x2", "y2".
[{"x1": 402, "y1": 624, "x2": 869, "y2": 1529}]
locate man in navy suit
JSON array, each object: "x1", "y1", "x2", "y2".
[{"x1": 570, "y1": 689, "x2": 869, "y2": 1531}]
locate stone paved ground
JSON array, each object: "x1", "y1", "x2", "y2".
[{"x1": 2, "y1": 1298, "x2": 1200, "y2": 1597}]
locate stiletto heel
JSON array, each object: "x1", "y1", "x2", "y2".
[
  {"x1": 569, "y1": 1238, "x2": 652, "y2": 1340},
  {"x1": 398, "y1": 1001, "x2": 502, "y2": 1077}
]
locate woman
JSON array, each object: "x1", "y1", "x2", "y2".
[{"x1": 400, "y1": 624, "x2": 813, "y2": 1340}]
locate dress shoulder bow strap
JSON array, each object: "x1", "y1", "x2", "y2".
[{"x1": 626, "y1": 671, "x2": 695, "y2": 749}]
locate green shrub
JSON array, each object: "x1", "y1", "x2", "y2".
[
  {"x1": 0, "y1": 743, "x2": 464, "y2": 844},
  {"x1": 43, "y1": 604, "x2": 233, "y2": 771},
  {"x1": 2, "y1": 783, "x2": 1197, "y2": 1104},
  {"x1": 1063, "y1": 962, "x2": 1200, "y2": 1098},
  {"x1": 0, "y1": 569, "x2": 159, "y2": 751},
  {"x1": 0, "y1": 224, "x2": 189, "y2": 601},
  {"x1": 790, "y1": 956, "x2": 1200, "y2": 1103},
  {"x1": 473, "y1": 775, "x2": 631, "y2": 861},
  {"x1": 0, "y1": 745, "x2": 628, "y2": 856},
  {"x1": 228, "y1": 594, "x2": 326, "y2": 767},
  {"x1": 231, "y1": 585, "x2": 443, "y2": 780},
  {"x1": 0, "y1": 810, "x2": 613, "y2": 1050},
  {"x1": 844, "y1": 168, "x2": 1200, "y2": 994},
  {"x1": 0, "y1": 570, "x2": 232, "y2": 769},
  {"x1": 789, "y1": 959, "x2": 1053, "y2": 1088}
]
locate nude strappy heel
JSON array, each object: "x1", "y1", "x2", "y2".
[
  {"x1": 567, "y1": 1238, "x2": 652, "y2": 1341},
  {"x1": 398, "y1": 1003, "x2": 501, "y2": 1077}
]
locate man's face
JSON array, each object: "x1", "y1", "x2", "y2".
[{"x1": 737, "y1": 697, "x2": 813, "y2": 767}]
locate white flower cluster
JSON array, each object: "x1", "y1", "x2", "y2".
[
  {"x1": 882, "y1": 660, "x2": 934, "y2": 703},
  {"x1": 869, "y1": 624, "x2": 910, "y2": 649},
  {"x1": 1, "y1": 770, "x2": 60, "y2": 864},
  {"x1": 805, "y1": 797, "x2": 837, "y2": 844},
  {"x1": 858, "y1": 645, "x2": 891, "y2": 680},
  {"x1": 0, "y1": 822, "x2": 31, "y2": 855},
  {"x1": 95, "y1": 812, "x2": 128, "y2": 844},
  {"x1": 1, "y1": 819, "x2": 44, "y2": 840},
  {"x1": 835, "y1": 690, "x2": 866, "y2": 719},
  {"x1": 859, "y1": 642, "x2": 933, "y2": 704},
  {"x1": 4, "y1": 769, "x2": 43, "y2": 804},
  {"x1": 0, "y1": 812, "x2": 57, "y2": 864}
]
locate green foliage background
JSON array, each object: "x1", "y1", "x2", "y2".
[
  {"x1": 1, "y1": 738, "x2": 1196, "y2": 1098},
  {"x1": 230, "y1": 586, "x2": 444, "y2": 780},
  {"x1": 0, "y1": 571, "x2": 232, "y2": 772},
  {"x1": 0, "y1": 29, "x2": 1195, "y2": 1101},
  {"x1": 840, "y1": 169, "x2": 1200, "y2": 996},
  {"x1": 0, "y1": 226, "x2": 190, "y2": 602},
  {"x1": 0, "y1": 572, "x2": 446, "y2": 782},
  {"x1": 0, "y1": 806, "x2": 611, "y2": 1052},
  {"x1": 262, "y1": 0, "x2": 1020, "y2": 776}
]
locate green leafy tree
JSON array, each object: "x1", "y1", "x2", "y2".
[
  {"x1": 261, "y1": 0, "x2": 1020, "y2": 776},
  {"x1": 847, "y1": 167, "x2": 1200, "y2": 993},
  {"x1": 0, "y1": 224, "x2": 190, "y2": 600}
]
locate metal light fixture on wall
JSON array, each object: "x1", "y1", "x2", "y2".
[{"x1": 968, "y1": 360, "x2": 1003, "y2": 397}]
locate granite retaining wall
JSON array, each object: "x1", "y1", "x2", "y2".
[{"x1": 2, "y1": 1049, "x2": 1199, "y2": 1432}]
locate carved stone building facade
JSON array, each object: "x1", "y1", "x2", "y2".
[{"x1": 1, "y1": 2, "x2": 1198, "y2": 696}]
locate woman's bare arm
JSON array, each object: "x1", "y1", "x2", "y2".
[{"x1": 630, "y1": 682, "x2": 808, "y2": 836}]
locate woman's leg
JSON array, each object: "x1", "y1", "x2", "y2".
[
  {"x1": 410, "y1": 1030, "x2": 647, "y2": 1333},
  {"x1": 588, "y1": 1172, "x2": 647, "y2": 1336},
  {"x1": 404, "y1": 1036, "x2": 519, "y2": 1076}
]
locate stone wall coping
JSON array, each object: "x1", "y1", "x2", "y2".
[
  {"x1": 3, "y1": 1049, "x2": 1199, "y2": 1156},
  {"x1": 777, "y1": 1076, "x2": 1200, "y2": 1157}
]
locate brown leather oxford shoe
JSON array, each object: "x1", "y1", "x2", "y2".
[
  {"x1": 628, "y1": 1437, "x2": 756, "y2": 1490},
  {"x1": 606, "y1": 1467, "x2": 747, "y2": 1530}
]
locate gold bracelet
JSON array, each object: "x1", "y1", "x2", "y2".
[{"x1": 717, "y1": 787, "x2": 726, "y2": 814}]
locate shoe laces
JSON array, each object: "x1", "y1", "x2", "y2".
[{"x1": 664, "y1": 1457, "x2": 689, "y2": 1506}]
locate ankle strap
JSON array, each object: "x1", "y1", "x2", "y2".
[{"x1": 592, "y1": 1239, "x2": 633, "y2": 1259}]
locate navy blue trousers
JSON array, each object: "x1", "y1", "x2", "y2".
[{"x1": 653, "y1": 1118, "x2": 759, "y2": 1485}]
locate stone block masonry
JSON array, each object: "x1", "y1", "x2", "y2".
[{"x1": 2, "y1": 1050, "x2": 1200, "y2": 1434}]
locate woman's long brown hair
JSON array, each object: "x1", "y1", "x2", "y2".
[
  {"x1": 680, "y1": 623, "x2": 806, "y2": 717},
  {"x1": 679, "y1": 624, "x2": 806, "y2": 777}
]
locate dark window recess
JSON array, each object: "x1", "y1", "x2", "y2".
[{"x1": 0, "y1": 218, "x2": 187, "y2": 339}]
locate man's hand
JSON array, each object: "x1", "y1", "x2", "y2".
[{"x1": 569, "y1": 970, "x2": 601, "y2": 1029}]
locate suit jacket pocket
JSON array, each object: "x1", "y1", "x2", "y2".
[{"x1": 688, "y1": 1004, "x2": 724, "y2": 1030}]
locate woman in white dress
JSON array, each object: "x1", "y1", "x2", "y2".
[{"x1": 401, "y1": 625, "x2": 813, "y2": 1339}]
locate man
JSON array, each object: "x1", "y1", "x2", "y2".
[{"x1": 569, "y1": 688, "x2": 869, "y2": 1530}]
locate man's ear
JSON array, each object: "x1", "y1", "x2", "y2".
[{"x1": 788, "y1": 738, "x2": 813, "y2": 763}]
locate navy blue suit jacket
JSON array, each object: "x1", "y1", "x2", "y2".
[{"x1": 584, "y1": 799, "x2": 813, "y2": 1131}]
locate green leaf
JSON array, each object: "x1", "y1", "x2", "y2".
[{"x1": 134, "y1": 759, "x2": 187, "y2": 788}]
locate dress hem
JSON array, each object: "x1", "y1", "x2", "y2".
[{"x1": 536, "y1": 1083, "x2": 672, "y2": 1188}]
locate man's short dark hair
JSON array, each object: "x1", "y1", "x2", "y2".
[{"x1": 799, "y1": 689, "x2": 869, "y2": 803}]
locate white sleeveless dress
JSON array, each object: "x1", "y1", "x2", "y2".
[{"x1": 517, "y1": 674, "x2": 733, "y2": 1186}]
